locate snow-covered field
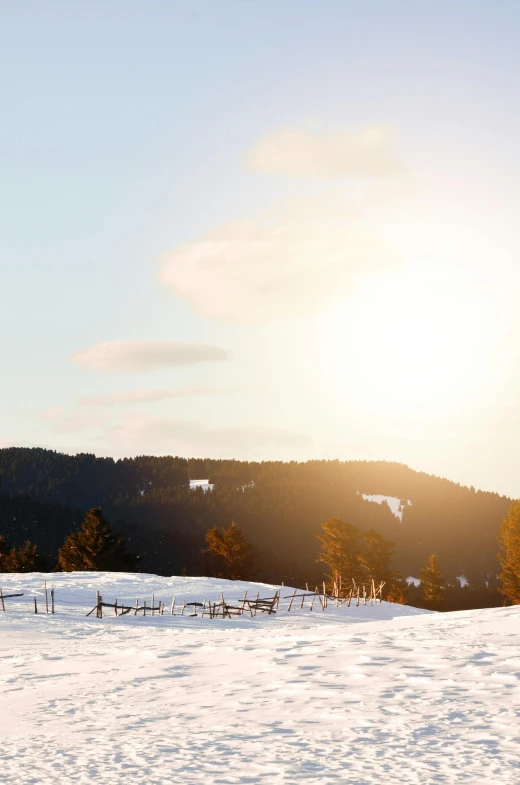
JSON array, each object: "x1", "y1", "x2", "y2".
[{"x1": 0, "y1": 573, "x2": 519, "y2": 784}]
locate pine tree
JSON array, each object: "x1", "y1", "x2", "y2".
[
  {"x1": 57, "y1": 507, "x2": 139, "y2": 572},
  {"x1": 0, "y1": 536, "x2": 11, "y2": 572},
  {"x1": 385, "y1": 569, "x2": 409, "y2": 605},
  {"x1": 6, "y1": 540, "x2": 47, "y2": 572},
  {"x1": 359, "y1": 528, "x2": 395, "y2": 583},
  {"x1": 204, "y1": 520, "x2": 255, "y2": 580},
  {"x1": 0, "y1": 538, "x2": 47, "y2": 572},
  {"x1": 420, "y1": 553, "x2": 445, "y2": 610},
  {"x1": 498, "y1": 500, "x2": 520, "y2": 605},
  {"x1": 317, "y1": 518, "x2": 362, "y2": 584}
]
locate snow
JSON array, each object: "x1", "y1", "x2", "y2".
[
  {"x1": 0, "y1": 572, "x2": 519, "y2": 784},
  {"x1": 360, "y1": 493, "x2": 411, "y2": 521},
  {"x1": 189, "y1": 478, "x2": 214, "y2": 492},
  {"x1": 406, "y1": 577, "x2": 470, "y2": 588}
]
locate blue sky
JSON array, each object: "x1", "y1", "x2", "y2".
[{"x1": 2, "y1": 1, "x2": 520, "y2": 496}]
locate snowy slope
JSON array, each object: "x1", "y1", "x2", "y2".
[
  {"x1": 360, "y1": 493, "x2": 410, "y2": 521},
  {"x1": 0, "y1": 572, "x2": 519, "y2": 785}
]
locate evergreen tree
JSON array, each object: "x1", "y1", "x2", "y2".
[
  {"x1": 498, "y1": 500, "x2": 520, "y2": 604},
  {"x1": 385, "y1": 569, "x2": 409, "y2": 605},
  {"x1": 0, "y1": 535, "x2": 11, "y2": 572},
  {"x1": 317, "y1": 518, "x2": 362, "y2": 584},
  {"x1": 359, "y1": 528, "x2": 395, "y2": 583},
  {"x1": 57, "y1": 507, "x2": 139, "y2": 572},
  {"x1": 420, "y1": 553, "x2": 445, "y2": 610},
  {"x1": 204, "y1": 520, "x2": 255, "y2": 580},
  {"x1": 3, "y1": 540, "x2": 47, "y2": 572},
  {"x1": 0, "y1": 537, "x2": 46, "y2": 572}
]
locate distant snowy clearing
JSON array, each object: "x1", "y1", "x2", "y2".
[
  {"x1": 0, "y1": 572, "x2": 519, "y2": 784},
  {"x1": 360, "y1": 492, "x2": 411, "y2": 521}
]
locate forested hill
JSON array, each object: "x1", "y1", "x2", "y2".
[{"x1": 0, "y1": 447, "x2": 512, "y2": 585}]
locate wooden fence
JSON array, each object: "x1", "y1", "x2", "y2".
[
  {"x1": 85, "y1": 579, "x2": 385, "y2": 619},
  {"x1": 0, "y1": 578, "x2": 385, "y2": 619}
]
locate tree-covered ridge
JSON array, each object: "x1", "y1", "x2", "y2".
[
  {"x1": 0, "y1": 447, "x2": 512, "y2": 588},
  {"x1": 0, "y1": 448, "x2": 189, "y2": 510}
]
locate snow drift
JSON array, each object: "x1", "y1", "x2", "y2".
[{"x1": 0, "y1": 572, "x2": 518, "y2": 784}]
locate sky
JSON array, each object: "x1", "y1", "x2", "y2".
[{"x1": 2, "y1": 0, "x2": 520, "y2": 497}]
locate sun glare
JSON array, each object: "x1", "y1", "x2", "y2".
[{"x1": 313, "y1": 268, "x2": 506, "y2": 423}]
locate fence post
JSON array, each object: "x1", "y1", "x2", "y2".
[
  {"x1": 34, "y1": 597, "x2": 38, "y2": 614},
  {"x1": 0, "y1": 588, "x2": 4, "y2": 612},
  {"x1": 170, "y1": 596, "x2": 175, "y2": 614},
  {"x1": 287, "y1": 588, "x2": 297, "y2": 612},
  {"x1": 44, "y1": 580, "x2": 49, "y2": 614},
  {"x1": 51, "y1": 588, "x2": 55, "y2": 614}
]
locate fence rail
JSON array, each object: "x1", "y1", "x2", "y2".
[{"x1": 0, "y1": 578, "x2": 385, "y2": 620}]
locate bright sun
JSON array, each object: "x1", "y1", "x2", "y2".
[{"x1": 313, "y1": 266, "x2": 506, "y2": 423}]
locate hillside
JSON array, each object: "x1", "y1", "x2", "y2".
[
  {"x1": 0, "y1": 448, "x2": 512, "y2": 587},
  {"x1": 0, "y1": 572, "x2": 518, "y2": 784}
]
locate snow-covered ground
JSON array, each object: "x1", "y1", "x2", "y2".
[
  {"x1": 360, "y1": 493, "x2": 411, "y2": 521},
  {"x1": 189, "y1": 478, "x2": 214, "y2": 492},
  {"x1": 0, "y1": 572, "x2": 519, "y2": 784},
  {"x1": 407, "y1": 576, "x2": 469, "y2": 587}
]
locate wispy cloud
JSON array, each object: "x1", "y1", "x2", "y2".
[
  {"x1": 37, "y1": 405, "x2": 312, "y2": 457},
  {"x1": 42, "y1": 405, "x2": 65, "y2": 420},
  {"x1": 245, "y1": 125, "x2": 402, "y2": 179},
  {"x1": 157, "y1": 191, "x2": 396, "y2": 323},
  {"x1": 70, "y1": 340, "x2": 229, "y2": 373},
  {"x1": 105, "y1": 416, "x2": 313, "y2": 456},
  {"x1": 79, "y1": 386, "x2": 229, "y2": 407},
  {"x1": 53, "y1": 412, "x2": 107, "y2": 434}
]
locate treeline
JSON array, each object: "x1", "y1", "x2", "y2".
[
  {"x1": 315, "y1": 511, "x2": 520, "y2": 611},
  {"x1": 0, "y1": 447, "x2": 514, "y2": 605},
  {"x1": 0, "y1": 507, "x2": 138, "y2": 573},
  {"x1": 4, "y1": 505, "x2": 519, "y2": 613}
]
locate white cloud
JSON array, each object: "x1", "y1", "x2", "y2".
[
  {"x1": 105, "y1": 417, "x2": 313, "y2": 457},
  {"x1": 79, "y1": 386, "x2": 228, "y2": 407},
  {"x1": 42, "y1": 405, "x2": 65, "y2": 420},
  {"x1": 157, "y1": 191, "x2": 397, "y2": 323},
  {"x1": 70, "y1": 341, "x2": 229, "y2": 373},
  {"x1": 53, "y1": 412, "x2": 106, "y2": 434},
  {"x1": 245, "y1": 125, "x2": 402, "y2": 178}
]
